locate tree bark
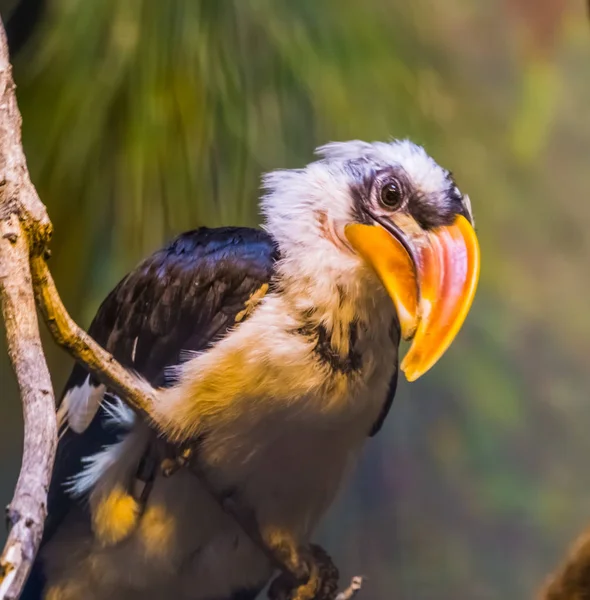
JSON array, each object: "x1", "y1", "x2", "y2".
[
  {"x1": 0, "y1": 19, "x2": 55, "y2": 599},
  {"x1": 0, "y1": 214, "x2": 55, "y2": 600},
  {"x1": 538, "y1": 527, "x2": 590, "y2": 599}
]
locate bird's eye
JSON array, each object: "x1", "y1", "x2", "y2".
[{"x1": 380, "y1": 180, "x2": 403, "y2": 210}]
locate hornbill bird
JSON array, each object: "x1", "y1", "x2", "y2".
[{"x1": 22, "y1": 140, "x2": 480, "y2": 600}]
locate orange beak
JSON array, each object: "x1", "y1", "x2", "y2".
[{"x1": 344, "y1": 214, "x2": 480, "y2": 382}]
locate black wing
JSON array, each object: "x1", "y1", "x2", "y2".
[
  {"x1": 34, "y1": 226, "x2": 278, "y2": 569},
  {"x1": 368, "y1": 319, "x2": 400, "y2": 437},
  {"x1": 72, "y1": 226, "x2": 278, "y2": 388},
  {"x1": 368, "y1": 369, "x2": 398, "y2": 437}
]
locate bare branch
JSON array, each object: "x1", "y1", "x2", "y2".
[
  {"x1": 0, "y1": 215, "x2": 55, "y2": 600},
  {"x1": 538, "y1": 526, "x2": 590, "y2": 600},
  {"x1": 0, "y1": 17, "x2": 55, "y2": 598}
]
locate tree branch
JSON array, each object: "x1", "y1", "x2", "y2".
[
  {"x1": 538, "y1": 526, "x2": 590, "y2": 600},
  {"x1": 0, "y1": 214, "x2": 55, "y2": 600},
  {"x1": 0, "y1": 21, "x2": 55, "y2": 600}
]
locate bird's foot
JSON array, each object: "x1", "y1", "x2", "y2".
[
  {"x1": 160, "y1": 445, "x2": 194, "y2": 477},
  {"x1": 268, "y1": 544, "x2": 339, "y2": 600}
]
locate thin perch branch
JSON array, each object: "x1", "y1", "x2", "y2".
[{"x1": 0, "y1": 19, "x2": 55, "y2": 600}]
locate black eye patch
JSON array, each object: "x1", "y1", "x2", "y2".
[
  {"x1": 408, "y1": 191, "x2": 457, "y2": 230},
  {"x1": 346, "y1": 161, "x2": 469, "y2": 230}
]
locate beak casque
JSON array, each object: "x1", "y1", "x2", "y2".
[{"x1": 345, "y1": 213, "x2": 480, "y2": 382}]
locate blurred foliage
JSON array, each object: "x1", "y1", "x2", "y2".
[{"x1": 1, "y1": 0, "x2": 590, "y2": 598}]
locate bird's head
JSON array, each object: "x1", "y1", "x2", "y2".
[{"x1": 261, "y1": 139, "x2": 480, "y2": 382}]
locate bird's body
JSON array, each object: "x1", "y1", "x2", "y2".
[
  {"x1": 36, "y1": 227, "x2": 398, "y2": 600},
  {"x1": 23, "y1": 140, "x2": 479, "y2": 600}
]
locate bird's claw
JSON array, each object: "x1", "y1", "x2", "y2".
[
  {"x1": 268, "y1": 544, "x2": 339, "y2": 600},
  {"x1": 160, "y1": 445, "x2": 194, "y2": 478}
]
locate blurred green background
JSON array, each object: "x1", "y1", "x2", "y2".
[{"x1": 0, "y1": 0, "x2": 588, "y2": 598}]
